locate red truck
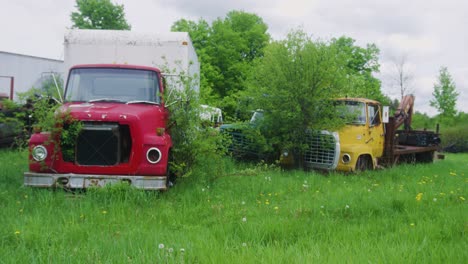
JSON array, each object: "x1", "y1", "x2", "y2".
[{"x1": 24, "y1": 29, "x2": 199, "y2": 190}]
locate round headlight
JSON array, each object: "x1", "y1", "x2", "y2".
[
  {"x1": 342, "y1": 154, "x2": 351, "y2": 164},
  {"x1": 146, "y1": 147, "x2": 162, "y2": 164},
  {"x1": 32, "y1": 145, "x2": 48, "y2": 161}
]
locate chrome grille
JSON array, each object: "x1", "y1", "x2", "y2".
[{"x1": 304, "y1": 131, "x2": 339, "y2": 169}]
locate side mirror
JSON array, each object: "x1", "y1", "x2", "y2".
[{"x1": 382, "y1": 106, "x2": 389, "y2": 123}]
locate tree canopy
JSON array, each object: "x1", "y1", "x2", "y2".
[
  {"x1": 430, "y1": 66, "x2": 458, "y2": 118},
  {"x1": 238, "y1": 30, "x2": 383, "y2": 157},
  {"x1": 171, "y1": 11, "x2": 270, "y2": 119},
  {"x1": 71, "y1": 0, "x2": 131, "y2": 30}
]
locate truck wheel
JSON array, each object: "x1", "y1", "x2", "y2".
[{"x1": 356, "y1": 156, "x2": 372, "y2": 171}]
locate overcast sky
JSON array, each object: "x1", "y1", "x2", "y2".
[{"x1": 0, "y1": 0, "x2": 466, "y2": 115}]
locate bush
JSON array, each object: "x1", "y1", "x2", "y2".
[
  {"x1": 164, "y1": 69, "x2": 229, "y2": 183},
  {"x1": 440, "y1": 123, "x2": 468, "y2": 153}
]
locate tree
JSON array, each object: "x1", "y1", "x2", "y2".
[
  {"x1": 243, "y1": 30, "x2": 386, "y2": 159},
  {"x1": 171, "y1": 11, "x2": 270, "y2": 119},
  {"x1": 390, "y1": 54, "x2": 414, "y2": 99},
  {"x1": 171, "y1": 19, "x2": 220, "y2": 104},
  {"x1": 430, "y1": 66, "x2": 458, "y2": 118},
  {"x1": 330, "y1": 36, "x2": 384, "y2": 101},
  {"x1": 246, "y1": 30, "x2": 348, "y2": 154},
  {"x1": 71, "y1": 0, "x2": 131, "y2": 30}
]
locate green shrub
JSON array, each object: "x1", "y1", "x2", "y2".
[{"x1": 440, "y1": 123, "x2": 468, "y2": 153}]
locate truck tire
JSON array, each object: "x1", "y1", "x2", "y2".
[{"x1": 356, "y1": 155, "x2": 372, "y2": 172}]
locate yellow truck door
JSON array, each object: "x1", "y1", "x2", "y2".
[{"x1": 366, "y1": 103, "x2": 385, "y2": 158}]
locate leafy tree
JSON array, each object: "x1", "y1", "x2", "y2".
[
  {"x1": 171, "y1": 19, "x2": 220, "y2": 104},
  {"x1": 246, "y1": 30, "x2": 349, "y2": 155},
  {"x1": 430, "y1": 66, "x2": 458, "y2": 118},
  {"x1": 71, "y1": 0, "x2": 131, "y2": 30},
  {"x1": 171, "y1": 11, "x2": 270, "y2": 119},
  {"x1": 330, "y1": 36, "x2": 383, "y2": 101},
  {"x1": 243, "y1": 30, "x2": 385, "y2": 160}
]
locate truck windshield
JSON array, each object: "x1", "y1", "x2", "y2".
[
  {"x1": 336, "y1": 101, "x2": 367, "y2": 125},
  {"x1": 65, "y1": 68, "x2": 161, "y2": 104}
]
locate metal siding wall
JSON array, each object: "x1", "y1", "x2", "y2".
[{"x1": 0, "y1": 52, "x2": 64, "y2": 100}]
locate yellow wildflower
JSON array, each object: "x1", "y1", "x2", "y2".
[
  {"x1": 416, "y1": 193, "x2": 423, "y2": 202},
  {"x1": 102, "y1": 210, "x2": 107, "y2": 214},
  {"x1": 460, "y1": 196, "x2": 466, "y2": 201},
  {"x1": 449, "y1": 172, "x2": 457, "y2": 176},
  {"x1": 15, "y1": 231, "x2": 20, "y2": 235},
  {"x1": 274, "y1": 206, "x2": 279, "y2": 210}
]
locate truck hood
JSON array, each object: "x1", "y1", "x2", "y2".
[{"x1": 61, "y1": 102, "x2": 166, "y2": 122}]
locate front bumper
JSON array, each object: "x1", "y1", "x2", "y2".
[{"x1": 24, "y1": 172, "x2": 167, "y2": 190}]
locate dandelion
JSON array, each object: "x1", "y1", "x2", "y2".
[
  {"x1": 202, "y1": 188, "x2": 205, "y2": 192},
  {"x1": 410, "y1": 223, "x2": 415, "y2": 227},
  {"x1": 460, "y1": 196, "x2": 466, "y2": 201},
  {"x1": 15, "y1": 231, "x2": 20, "y2": 235},
  {"x1": 320, "y1": 205, "x2": 324, "y2": 209},
  {"x1": 449, "y1": 172, "x2": 457, "y2": 176},
  {"x1": 415, "y1": 193, "x2": 423, "y2": 202},
  {"x1": 19, "y1": 209, "x2": 23, "y2": 213},
  {"x1": 345, "y1": 204, "x2": 350, "y2": 209},
  {"x1": 433, "y1": 198, "x2": 437, "y2": 202},
  {"x1": 242, "y1": 242, "x2": 247, "y2": 247},
  {"x1": 180, "y1": 248, "x2": 185, "y2": 253},
  {"x1": 168, "y1": 248, "x2": 174, "y2": 253},
  {"x1": 102, "y1": 210, "x2": 107, "y2": 214},
  {"x1": 268, "y1": 193, "x2": 272, "y2": 196},
  {"x1": 158, "y1": 244, "x2": 165, "y2": 249},
  {"x1": 242, "y1": 217, "x2": 247, "y2": 222},
  {"x1": 274, "y1": 206, "x2": 279, "y2": 210},
  {"x1": 303, "y1": 184, "x2": 309, "y2": 188},
  {"x1": 24, "y1": 195, "x2": 28, "y2": 199},
  {"x1": 265, "y1": 201, "x2": 270, "y2": 205},
  {"x1": 368, "y1": 189, "x2": 371, "y2": 192},
  {"x1": 241, "y1": 201, "x2": 245, "y2": 205}
]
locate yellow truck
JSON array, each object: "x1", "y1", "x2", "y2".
[{"x1": 303, "y1": 95, "x2": 440, "y2": 171}]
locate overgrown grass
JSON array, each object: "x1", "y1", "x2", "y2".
[{"x1": 0, "y1": 149, "x2": 466, "y2": 263}]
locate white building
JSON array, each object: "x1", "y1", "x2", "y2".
[{"x1": 0, "y1": 51, "x2": 64, "y2": 101}]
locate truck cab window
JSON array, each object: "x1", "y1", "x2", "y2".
[
  {"x1": 368, "y1": 104, "x2": 381, "y2": 126},
  {"x1": 65, "y1": 68, "x2": 160, "y2": 103},
  {"x1": 339, "y1": 101, "x2": 366, "y2": 125}
]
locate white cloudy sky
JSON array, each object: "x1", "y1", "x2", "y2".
[{"x1": 0, "y1": 0, "x2": 466, "y2": 115}]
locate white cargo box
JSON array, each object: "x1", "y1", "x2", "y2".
[{"x1": 64, "y1": 29, "x2": 200, "y2": 93}]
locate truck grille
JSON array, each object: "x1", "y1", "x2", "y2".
[
  {"x1": 62, "y1": 122, "x2": 131, "y2": 166},
  {"x1": 304, "y1": 131, "x2": 339, "y2": 169}
]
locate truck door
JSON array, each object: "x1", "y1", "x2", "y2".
[{"x1": 367, "y1": 103, "x2": 385, "y2": 158}]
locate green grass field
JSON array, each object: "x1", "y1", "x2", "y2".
[{"x1": 0, "y1": 150, "x2": 466, "y2": 263}]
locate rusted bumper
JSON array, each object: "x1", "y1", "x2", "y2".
[{"x1": 24, "y1": 172, "x2": 167, "y2": 190}]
